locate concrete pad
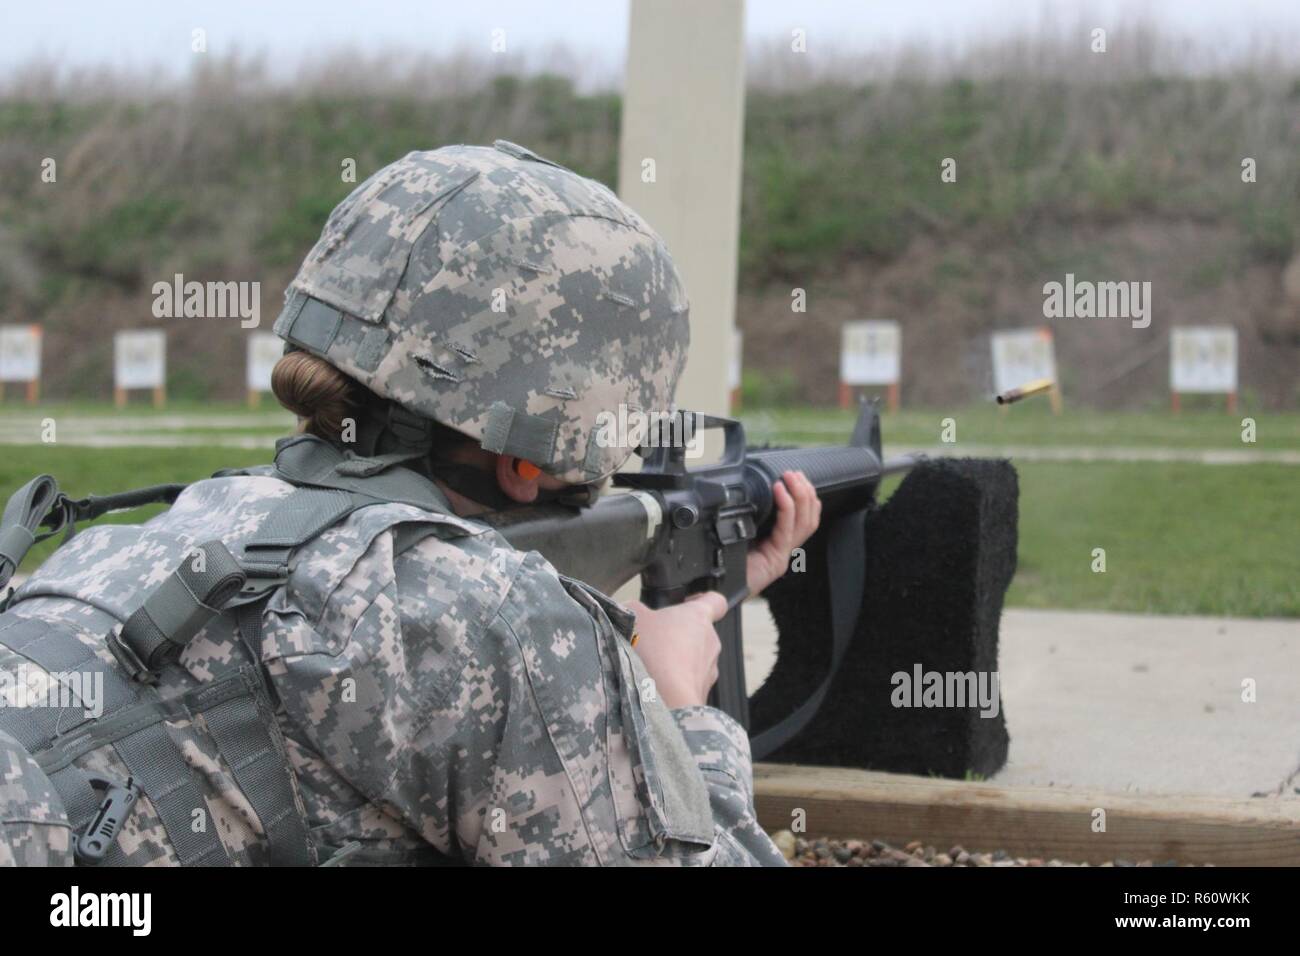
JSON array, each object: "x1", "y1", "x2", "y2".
[{"x1": 741, "y1": 600, "x2": 1300, "y2": 800}]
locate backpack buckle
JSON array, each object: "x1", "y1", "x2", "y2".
[
  {"x1": 106, "y1": 627, "x2": 159, "y2": 684},
  {"x1": 237, "y1": 562, "x2": 289, "y2": 598},
  {"x1": 74, "y1": 773, "x2": 141, "y2": 865}
]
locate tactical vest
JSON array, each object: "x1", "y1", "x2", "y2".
[{"x1": 0, "y1": 435, "x2": 481, "y2": 866}]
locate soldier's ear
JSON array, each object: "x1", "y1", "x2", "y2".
[{"x1": 495, "y1": 455, "x2": 540, "y2": 504}]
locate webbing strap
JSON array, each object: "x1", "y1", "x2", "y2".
[
  {"x1": 0, "y1": 620, "x2": 229, "y2": 868},
  {"x1": 236, "y1": 446, "x2": 469, "y2": 596},
  {"x1": 748, "y1": 506, "x2": 869, "y2": 760},
  {"x1": 334, "y1": 450, "x2": 424, "y2": 478},
  {"x1": 48, "y1": 765, "x2": 104, "y2": 835},
  {"x1": 1, "y1": 470, "x2": 332, "y2": 866},
  {"x1": 481, "y1": 401, "x2": 558, "y2": 467},
  {"x1": 34, "y1": 668, "x2": 306, "y2": 867},
  {"x1": 234, "y1": 601, "x2": 281, "y2": 711},
  {"x1": 239, "y1": 487, "x2": 360, "y2": 588},
  {"x1": 197, "y1": 675, "x2": 313, "y2": 866},
  {"x1": 32, "y1": 687, "x2": 231, "y2": 868},
  {"x1": 0, "y1": 475, "x2": 61, "y2": 589},
  {"x1": 2, "y1": 451, "x2": 454, "y2": 866},
  {"x1": 2, "y1": 610, "x2": 310, "y2": 865},
  {"x1": 274, "y1": 292, "x2": 343, "y2": 354},
  {"x1": 270, "y1": 434, "x2": 455, "y2": 514},
  {"x1": 112, "y1": 721, "x2": 230, "y2": 866},
  {"x1": 118, "y1": 540, "x2": 246, "y2": 673},
  {"x1": 35, "y1": 697, "x2": 174, "y2": 777},
  {"x1": 0, "y1": 616, "x2": 138, "y2": 753},
  {"x1": 234, "y1": 601, "x2": 265, "y2": 664},
  {"x1": 382, "y1": 402, "x2": 437, "y2": 453}
]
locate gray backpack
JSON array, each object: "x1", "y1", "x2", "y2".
[{"x1": 0, "y1": 436, "x2": 466, "y2": 866}]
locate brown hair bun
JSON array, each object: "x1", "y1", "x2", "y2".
[{"x1": 271, "y1": 350, "x2": 361, "y2": 440}]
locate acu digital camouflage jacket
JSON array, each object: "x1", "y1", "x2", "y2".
[{"x1": 0, "y1": 441, "x2": 786, "y2": 866}]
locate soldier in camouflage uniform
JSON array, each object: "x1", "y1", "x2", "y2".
[{"x1": 0, "y1": 142, "x2": 820, "y2": 866}]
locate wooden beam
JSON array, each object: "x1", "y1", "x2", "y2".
[{"x1": 754, "y1": 763, "x2": 1300, "y2": 866}]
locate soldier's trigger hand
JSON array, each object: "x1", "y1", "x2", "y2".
[{"x1": 623, "y1": 595, "x2": 726, "y2": 710}]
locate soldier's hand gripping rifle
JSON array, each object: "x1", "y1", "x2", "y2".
[{"x1": 480, "y1": 403, "x2": 916, "y2": 758}]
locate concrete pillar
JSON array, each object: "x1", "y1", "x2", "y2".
[{"x1": 618, "y1": 0, "x2": 746, "y2": 421}]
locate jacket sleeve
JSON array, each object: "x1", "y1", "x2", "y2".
[
  {"x1": 669, "y1": 705, "x2": 789, "y2": 866},
  {"x1": 384, "y1": 538, "x2": 786, "y2": 866}
]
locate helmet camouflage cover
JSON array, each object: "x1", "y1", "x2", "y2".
[{"x1": 273, "y1": 140, "x2": 691, "y2": 485}]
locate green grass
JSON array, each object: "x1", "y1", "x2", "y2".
[
  {"x1": 1001, "y1": 461, "x2": 1298, "y2": 617},
  {"x1": 0, "y1": 445, "x2": 270, "y2": 569},
  {"x1": 875, "y1": 458, "x2": 1299, "y2": 618},
  {"x1": 2, "y1": 437, "x2": 1295, "y2": 618},
  {"x1": 746, "y1": 405, "x2": 1300, "y2": 452}
]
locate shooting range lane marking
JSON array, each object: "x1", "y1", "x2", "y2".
[
  {"x1": 0, "y1": 414, "x2": 292, "y2": 431},
  {"x1": 0, "y1": 434, "x2": 280, "y2": 449},
  {"x1": 0, "y1": 413, "x2": 292, "y2": 449}
]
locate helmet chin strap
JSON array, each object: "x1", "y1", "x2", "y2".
[
  {"x1": 427, "y1": 457, "x2": 592, "y2": 511},
  {"x1": 425, "y1": 461, "x2": 523, "y2": 512},
  {"x1": 351, "y1": 399, "x2": 580, "y2": 511},
  {"x1": 352, "y1": 400, "x2": 435, "y2": 460}
]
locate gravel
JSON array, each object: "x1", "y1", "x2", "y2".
[{"x1": 770, "y1": 833, "x2": 1196, "y2": 867}]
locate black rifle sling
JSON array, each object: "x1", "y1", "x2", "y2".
[{"x1": 748, "y1": 506, "x2": 868, "y2": 760}]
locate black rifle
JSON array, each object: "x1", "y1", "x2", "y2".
[{"x1": 480, "y1": 403, "x2": 916, "y2": 758}]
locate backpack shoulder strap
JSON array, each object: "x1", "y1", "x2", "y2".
[
  {"x1": 236, "y1": 487, "x2": 365, "y2": 597},
  {"x1": 230, "y1": 434, "x2": 467, "y2": 599}
]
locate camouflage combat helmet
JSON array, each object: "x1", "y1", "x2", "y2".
[{"x1": 273, "y1": 140, "x2": 690, "y2": 485}]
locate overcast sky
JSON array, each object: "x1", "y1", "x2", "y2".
[{"x1": 6, "y1": 0, "x2": 1299, "y2": 85}]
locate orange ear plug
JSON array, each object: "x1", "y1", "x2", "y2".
[{"x1": 513, "y1": 459, "x2": 541, "y2": 481}]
